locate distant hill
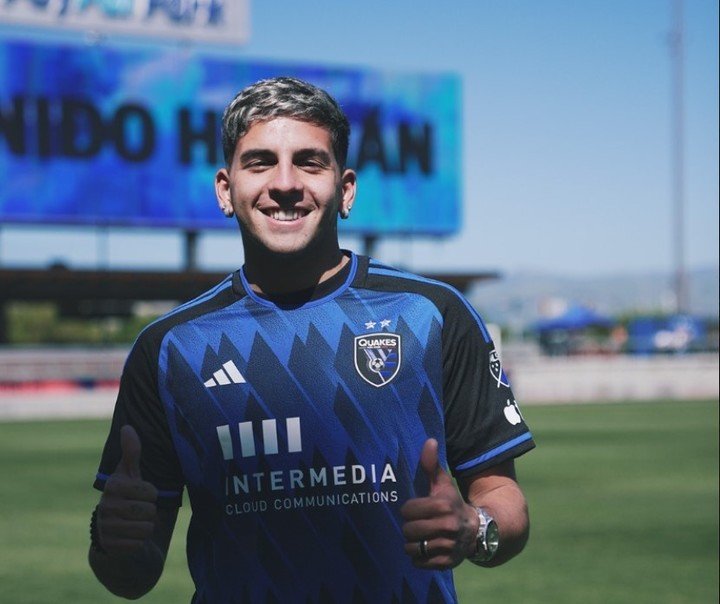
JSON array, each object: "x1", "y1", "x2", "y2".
[{"x1": 468, "y1": 266, "x2": 719, "y2": 330}]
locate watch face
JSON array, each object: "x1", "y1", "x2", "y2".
[{"x1": 486, "y1": 520, "x2": 500, "y2": 553}]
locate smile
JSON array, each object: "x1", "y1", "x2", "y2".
[{"x1": 264, "y1": 209, "x2": 309, "y2": 222}]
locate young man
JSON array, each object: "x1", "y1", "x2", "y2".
[{"x1": 89, "y1": 77, "x2": 535, "y2": 603}]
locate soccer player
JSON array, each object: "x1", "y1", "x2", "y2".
[{"x1": 89, "y1": 77, "x2": 535, "y2": 603}]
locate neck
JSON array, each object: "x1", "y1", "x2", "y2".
[{"x1": 242, "y1": 246, "x2": 349, "y2": 295}]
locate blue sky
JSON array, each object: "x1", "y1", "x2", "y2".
[{"x1": 1, "y1": 0, "x2": 718, "y2": 277}]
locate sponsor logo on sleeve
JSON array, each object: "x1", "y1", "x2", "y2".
[{"x1": 503, "y1": 399, "x2": 524, "y2": 425}]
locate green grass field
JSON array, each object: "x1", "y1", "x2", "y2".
[{"x1": 0, "y1": 399, "x2": 717, "y2": 603}]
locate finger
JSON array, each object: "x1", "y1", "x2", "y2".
[
  {"x1": 104, "y1": 474, "x2": 158, "y2": 502},
  {"x1": 400, "y1": 499, "x2": 449, "y2": 525},
  {"x1": 402, "y1": 512, "x2": 461, "y2": 541},
  {"x1": 403, "y1": 538, "x2": 437, "y2": 559},
  {"x1": 402, "y1": 518, "x2": 440, "y2": 541},
  {"x1": 403, "y1": 538, "x2": 460, "y2": 570},
  {"x1": 420, "y1": 438, "x2": 440, "y2": 486},
  {"x1": 117, "y1": 424, "x2": 142, "y2": 479},
  {"x1": 99, "y1": 518, "x2": 156, "y2": 541},
  {"x1": 102, "y1": 499, "x2": 157, "y2": 522},
  {"x1": 101, "y1": 536, "x2": 148, "y2": 555},
  {"x1": 404, "y1": 539, "x2": 430, "y2": 560},
  {"x1": 420, "y1": 438, "x2": 454, "y2": 496}
]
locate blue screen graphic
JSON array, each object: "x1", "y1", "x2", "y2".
[{"x1": 0, "y1": 40, "x2": 460, "y2": 235}]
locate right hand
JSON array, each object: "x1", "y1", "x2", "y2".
[
  {"x1": 400, "y1": 438, "x2": 478, "y2": 569},
  {"x1": 97, "y1": 425, "x2": 158, "y2": 555}
]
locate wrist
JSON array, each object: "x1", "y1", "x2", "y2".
[
  {"x1": 463, "y1": 503, "x2": 482, "y2": 558},
  {"x1": 467, "y1": 507, "x2": 499, "y2": 565}
]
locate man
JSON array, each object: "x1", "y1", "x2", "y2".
[{"x1": 89, "y1": 77, "x2": 534, "y2": 603}]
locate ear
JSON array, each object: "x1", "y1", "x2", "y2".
[
  {"x1": 215, "y1": 168, "x2": 235, "y2": 218},
  {"x1": 338, "y1": 169, "x2": 357, "y2": 217}
]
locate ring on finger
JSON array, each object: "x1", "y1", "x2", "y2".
[{"x1": 418, "y1": 539, "x2": 429, "y2": 559}]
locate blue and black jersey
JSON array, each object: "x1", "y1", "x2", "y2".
[{"x1": 95, "y1": 252, "x2": 534, "y2": 604}]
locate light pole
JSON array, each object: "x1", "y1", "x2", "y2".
[{"x1": 669, "y1": 0, "x2": 687, "y2": 314}]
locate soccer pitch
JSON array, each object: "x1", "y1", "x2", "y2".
[{"x1": 0, "y1": 399, "x2": 717, "y2": 603}]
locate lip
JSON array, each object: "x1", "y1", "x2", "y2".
[{"x1": 257, "y1": 205, "x2": 311, "y2": 223}]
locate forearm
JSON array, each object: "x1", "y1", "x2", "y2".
[
  {"x1": 88, "y1": 539, "x2": 166, "y2": 599},
  {"x1": 468, "y1": 478, "x2": 529, "y2": 566}
]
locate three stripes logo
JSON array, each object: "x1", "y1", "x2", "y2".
[
  {"x1": 216, "y1": 417, "x2": 302, "y2": 460},
  {"x1": 204, "y1": 360, "x2": 245, "y2": 388}
]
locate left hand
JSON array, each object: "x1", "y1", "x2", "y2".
[{"x1": 400, "y1": 438, "x2": 479, "y2": 569}]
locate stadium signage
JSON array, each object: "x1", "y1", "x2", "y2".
[
  {"x1": 2, "y1": 96, "x2": 433, "y2": 173},
  {"x1": 0, "y1": 0, "x2": 249, "y2": 45},
  {"x1": 0, "y1": 40, "x2": 461, "y2": 235}
]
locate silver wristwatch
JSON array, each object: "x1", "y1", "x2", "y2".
[{"x1": 468, "y1": 507, "x2": 499, "y2": 565}]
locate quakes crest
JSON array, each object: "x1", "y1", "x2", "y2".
[{"x1": 354, "y1": 332, "x2": 401, "y2": 387}]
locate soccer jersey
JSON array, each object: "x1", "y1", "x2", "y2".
[{"x1": 95, "y1": 252, "x2": 535, "y2": 603}]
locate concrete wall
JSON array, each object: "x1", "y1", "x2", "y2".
[{"x1": 506, "y1": 353, "x2": 719, "y2": 404}]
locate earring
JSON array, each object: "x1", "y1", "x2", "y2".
[
  {"x1": 223, "y1": 206, "x2": 234, "y2": 218},
  {"x1": 340, "y1": 207, "x2": 350, "y2": 219}
]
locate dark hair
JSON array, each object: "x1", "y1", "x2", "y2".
[{"x1": 220, "y1": 77, "x2": 350, "y2": 168}]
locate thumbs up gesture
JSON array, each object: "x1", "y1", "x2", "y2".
[
  {"x1": 96, "y1": 425, "x2": 159, "y2": 555},
  {"x1": 400, "y1": 438, "x2": 478, "y2": 569}
]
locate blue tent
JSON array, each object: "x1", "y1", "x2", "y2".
[{"x1": 534, "y1": 305, "x2": 614, "y2": 333}]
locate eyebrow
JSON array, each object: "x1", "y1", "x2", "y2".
[{"x1": 238, "y1": 147, "x2": 333, "y2": 165}]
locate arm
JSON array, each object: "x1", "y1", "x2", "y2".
[
  {"x1": 458, "y1": 458, "x2": 529, "y2": 567},
  {"x1": 401, "y1": 438, "x2": 529, "y2": 570},
  {"x1": 88, "y1": 425, "x2": 179, "y2": 599}
]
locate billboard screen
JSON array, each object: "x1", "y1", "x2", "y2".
[
  {"x1": 0, "y1": 40, "x2": 461, "y2": 235},
  {"x1": 0, "y1": 0, "x2": 250, "y2": 46}
]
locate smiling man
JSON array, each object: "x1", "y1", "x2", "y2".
[
  {"x1": 216, "y1": 114, "x2": 356, "y2": 292},
  {"x1": 89, "y1": 77, "x2": 535, "y2": 603}
]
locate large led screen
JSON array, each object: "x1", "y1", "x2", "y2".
[{"x1": 0, "y1": 40, "x2": 461, "y2": 235}]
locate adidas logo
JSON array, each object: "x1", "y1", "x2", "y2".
[{"x1": 204, "y1": 360, "x2": 246, "y2": 388}]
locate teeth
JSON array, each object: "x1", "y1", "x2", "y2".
[{"x1": 270, "y1": 210, "x2": 302, "y2": 221}]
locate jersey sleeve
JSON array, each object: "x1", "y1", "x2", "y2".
[
  {"x1": 93, "y1": 334, "x2": 184, "y2": 507},
  {"x1": 441, "y1": 294, "x2": 535, "y2": 478}
]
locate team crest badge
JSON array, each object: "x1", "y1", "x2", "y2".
[
  {"x1": 354, "y1": 332, "x2": 402, "y2": 387},
  {"x1": 489, "y1": 347, "x2": 510, "y2": 388}
]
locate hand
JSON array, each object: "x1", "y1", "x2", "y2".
[
  {"x1": 96, "y1": 425, "x2": 158, "y2": 555},
  {"x1": 400, "y1": 438, "x2": 478, "y2": 569}
]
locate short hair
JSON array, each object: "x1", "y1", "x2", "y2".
[{"x1": 220, "y1": 76, "x2": 351, "y2": 168}]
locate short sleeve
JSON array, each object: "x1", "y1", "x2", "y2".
[
  {"x1": 93, "y1": 335, "x2": 184, "y2": 507},
  {"x1": 441, "y1": 295, "x2": 535, "y2": 478}
]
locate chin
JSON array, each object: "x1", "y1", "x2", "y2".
[{"x1": 260, "y1": 240, "x2": 313, "y2": 258}]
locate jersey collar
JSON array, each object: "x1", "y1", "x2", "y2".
[{"x1": 235, "y1": 251, "x2": 358, "y2": 309}]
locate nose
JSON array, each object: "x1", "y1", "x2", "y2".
[{"x1": 268, "y1": 161, "x2": 303, "y2": 200}]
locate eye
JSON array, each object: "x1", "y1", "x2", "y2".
[
  {"x1": 295, "y1": 150, "x2": 332, "y2": 172},
  {"x1": 244, "y1": 158, "x2": 274, "y2": 171},
  {"x1": 300, "y1": 159, "x2": 324, "y2": 171},
  {"x1": 239, "y1": 151, "x2": 277, "y2": 171},
  {"x1": 297, "y1": 156, "x2": 330, "y2": 173}
]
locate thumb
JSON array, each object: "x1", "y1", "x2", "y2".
[
  {"x1": 420, "y1": 438, "x2": 452, "y2": 495},
  {"x1": 117, "y1": 424, "x2": 142, "y2": 480}
]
